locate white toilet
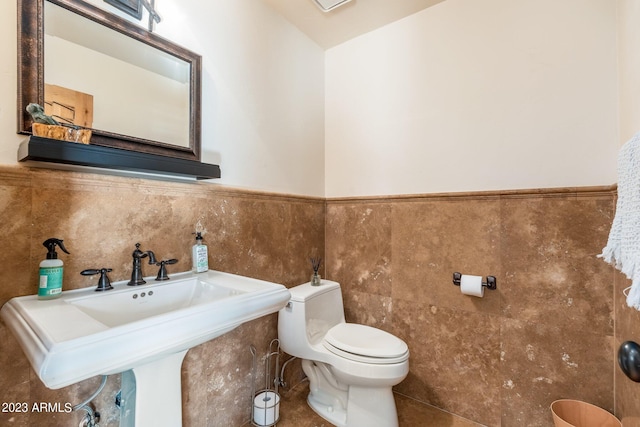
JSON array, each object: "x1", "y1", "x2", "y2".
[{"x1": 278, "y1": 280, "x2": 409, "y2": 427}]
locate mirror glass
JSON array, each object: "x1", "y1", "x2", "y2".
[
  {"x1": 19, "y1": 0, "x2": 202, "y2": 160},
  {"x1": 45, "y1": 1, "x2": 190, "y2": 147}
]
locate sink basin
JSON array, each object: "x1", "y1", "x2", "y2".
[
  {"x1": 1, "y1": 270, "x2": 291, "y2": 389},
  {"x1": 69, "y1": 275, "x2": 244, "y2": 327}
]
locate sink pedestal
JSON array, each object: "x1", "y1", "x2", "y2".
[{"x1": 120, "y1": 350, "x2": 188, "y2": 427}]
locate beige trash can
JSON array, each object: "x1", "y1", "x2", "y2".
[{"x1": 551, "y1": 400, "x2": 621, "y2": 427}]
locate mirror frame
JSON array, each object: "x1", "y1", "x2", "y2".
[{"x1": 18, "y1": 0, "x2": 202, "y2": 161}]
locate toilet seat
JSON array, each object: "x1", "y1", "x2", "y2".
[{"x1": 322, "y1": 323, "x2": 409, "y2": 364}]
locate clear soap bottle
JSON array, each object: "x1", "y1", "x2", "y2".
[{"x1": 192, "y1": 232, "x2": 209, "y2": 273}]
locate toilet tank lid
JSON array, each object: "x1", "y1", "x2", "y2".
[{"x1": 288, "y1": 280, "x2": 341, "y2": 302}]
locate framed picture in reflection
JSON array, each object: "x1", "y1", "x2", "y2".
[{"x1": 103, "y1": 0, "x2": 142, "y2": 20}]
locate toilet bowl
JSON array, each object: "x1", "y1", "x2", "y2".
[{"x1": 278, "y1": 280, "x2": 409, "y2": 427}]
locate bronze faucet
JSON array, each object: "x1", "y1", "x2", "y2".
[{"x1": 127, "y1": 243, "x2": 157, "y2": 286}]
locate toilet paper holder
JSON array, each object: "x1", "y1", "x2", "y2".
[{"x1": 452, "y1": 272, "x2": 497, "y2": 290}]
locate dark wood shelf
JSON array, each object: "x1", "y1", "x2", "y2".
[{"x1": 18, "y1": 136, "x2": 220, "y2": 180}]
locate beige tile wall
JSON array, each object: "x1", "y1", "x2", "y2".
[
  {"x1": 1, "y1": 165, "x2": 638, "y2": 427},
  {"x1": 0, "y1": 166, "x2": 324, "y2": 427},
  {"x1": 325, "y1": 187, "x2": 625, "y2": 427},
  {"x1": 615, "y1": 271, "x2": 640, "y2": 427}
]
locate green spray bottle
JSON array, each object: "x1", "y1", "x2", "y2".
[{"x1": 38, "y1": 238, "x2": 70, "y2": 300}]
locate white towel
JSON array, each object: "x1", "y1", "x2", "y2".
[{"x1": 600, "y1": 131, "x2": 640, "y2": 310}]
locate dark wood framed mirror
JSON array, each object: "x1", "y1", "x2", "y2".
[{"x1": 18, "y1": 0, "x2": 202, "y2": 161}]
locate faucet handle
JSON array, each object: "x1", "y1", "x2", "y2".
[
  {"x1": 81, "y1": 268, "x2": 114, "y2": 292},
  {"x1": 155, "y1": 259, "x2": 178, "y2": 281},
  {"x1": 133, "y1": 243, "x2": 148, "y2": 260}
]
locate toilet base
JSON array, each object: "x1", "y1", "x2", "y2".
[
  {"x1": 304, "y1": 359, "x2": 348, "y2": 426},
  {"x1": 307, "y1": 394, "x2": 347, "y2": 427},
  {"x1": 303, "y1": 359, "x2": 400, "y2": 427},
  {"x1": 307, "y1": 385, "x2": 399, "y2": 427}
]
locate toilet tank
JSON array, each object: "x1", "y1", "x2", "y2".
[{"x1": 278, "y1": 280, "x2": 346, "y2": 357}]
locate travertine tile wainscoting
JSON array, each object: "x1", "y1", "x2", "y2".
[
  {"x1": 1, "y1": 164, "x2": 638, "y2": 426},
  {"x1": 325, "y1": 186, "x2": 639, "y2": 426},
  {"x1": 0, "y1": 166, "x2": 325, "y2": 427}
]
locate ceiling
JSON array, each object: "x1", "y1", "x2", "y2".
[{"x1": 260, "y1": 0, "x2": 447, "y2": 50}]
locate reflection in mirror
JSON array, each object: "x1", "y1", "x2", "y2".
[
  {"x1": 45, "y1": 1, "x2": 190, "y2": 147},
  {"x1": 18, "y1": 0, "x2": 202, "y2": 161}
]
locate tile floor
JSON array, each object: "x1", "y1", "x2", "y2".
[{"x1": 270, "y1": 380, "x2": 484, "y2": 427}]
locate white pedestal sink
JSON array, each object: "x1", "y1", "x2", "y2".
[
  {"x1": 119, "y1": 351, "x2": 188, "y2": 427},
  {"x1": 1, "y1": 270, "x2": 291, "y2": 427}
]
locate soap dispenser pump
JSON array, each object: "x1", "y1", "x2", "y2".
[
  {"x1": 192, "y1": 232, "x2": 208, "y2": 273},
  {"x1": 38, "y1": 238, "x2": 70, "y2": 300}
]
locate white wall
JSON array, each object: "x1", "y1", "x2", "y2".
[
  {"x1": 0, "y1": 1, "x2": 20, "y2": 164},
  {"x1": 618, "y1": 0, "x2": 640, "y2": 143},
  {"x1": 0, "y1": 0, "x2": 326, "y2": 197},
  {"x1": 325, "y1": 0, "x2": 620, "y2": 197},
  {"x1": 2, "y1": 0, "x2": 626, "y2": 198}
]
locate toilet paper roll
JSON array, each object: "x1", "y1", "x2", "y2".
[
  {"x1": 460, "y1": 274, "x2": 484, "y2": 298},
  {"x1": 253, "y1": 391, "x2": 280, "y2": 426}
]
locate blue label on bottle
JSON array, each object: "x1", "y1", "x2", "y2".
[{"x1": 38, "y1": 266, "x2": 63, "y2": 297}]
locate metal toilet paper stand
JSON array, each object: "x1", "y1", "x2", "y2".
[{"x1": 250, "y1": 339, "x2": 281, "y2": 426}]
